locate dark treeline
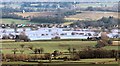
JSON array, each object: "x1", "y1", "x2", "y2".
[
  {"x1": 30, "y1": 16, "x2": 65, "y2": 24},
  {"x1": 64, "y1": 10, "x2": 82, "y2": 17},
  {"x1": 2, "y1": 49, "x2": 120, "y2": 61},
  {"x1": 70, "y1": 16, "x2": 119, "y2": 28},
  {"x1": 1, "y1": 13, "x2": 24, "y2": 20},
  {"x1": 78, "y1": 49, "x2": 119, "y2": 59}
]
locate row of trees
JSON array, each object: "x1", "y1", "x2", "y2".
[
  {"x1": 63, "y1": 10, "x2": 82, "y2": 17},
  {"x1": 30, "y1": 16, "x2": 65, "y2": 23},
  {"x1": 11, "y1": 44, "x2": 44, "y2": 54},
  {"x1": 70, "y1": 16, "x2": 119, "y2": 28},
  {"x1": 1, "y1": 12, "x2": 24, "y2": 20},
  {"x1": 78, "y1": 49, "x2": 119, "y2": 59},
  {"x1": 2, "y1": 53, "x2": 51, "y2": 61},
  {"x1": 2, "y1": 48, "x2": 120, "y2": 62}
]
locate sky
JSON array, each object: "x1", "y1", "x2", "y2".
[{"x1": 1, "y1": 0, "x2": 119, "y2": 2}]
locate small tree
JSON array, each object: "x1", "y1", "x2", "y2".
[
  {"x1": 53, "y1": 50, "x2": 59, "y2": 59},
  {"x1": 28, "y1": 45, "x2": 33, "y2": 50},
  {"x1": 33, "y1": 48, "x2": 38, "y2": 54},
  {"x1": 12, "y1": 48, "x2": 18, "y2": 54},
  {"x1": 73, "y1": 48, "x2": 76, "y2": 53},
  {"x1": 40, "y1": 48, "x2": 44, "y2": 54},
  {"x1": 20, "y1": 44, "x2": 25, "y2": 48},
  {"x1": 38, "y1": 48, "x2": 41, "y2": 54},
  {"x1": 68, "y1": 47, "x2": 71, "y2": 53},
  {"x1": 20, "y1": 49, "x2": 25, "y2": 54}
]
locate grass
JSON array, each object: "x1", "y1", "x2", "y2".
[
  {"x1": 14, "y1": 12, "x2": 53, "y2": 18},
  {"x1": 1, "y1": 40, "x2": 120, "y2": 54},
  {"x1": 1, "y1": 18, "x2": 38, "y2": 24},
  {"x1": 2, "y1": 40, "x2": 96, "y2": 54},
  {"x1": 1, "y1": 40, "x2": 120, "y2": 65},
  {"x1": 2, "y1": 58, "x2": 119, "y2": 65}
]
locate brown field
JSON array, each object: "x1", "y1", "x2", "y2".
[{"x1": 65, "y1": 11, "x2": 119, "y2": 21}]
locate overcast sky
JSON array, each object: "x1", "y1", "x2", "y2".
[{"x1": 1, "y1": 0, "x2": 119, "y2": 2}]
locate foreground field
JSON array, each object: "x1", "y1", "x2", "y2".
[
  {"x1": 2, "y1": 40, "x2": 96, "y2": 54},
  {"x1": 1, "y1": 40, "x2": 120, "y2": 66},
  {"x1": 2, "y1": 58, "x2": 119, "y2": 66},
  {"x1": 1, "y1": 40, "x2": 119, "y2": 54},
  {"x1": 2, "y1": 58, "x2": 118, "y2": 65}
]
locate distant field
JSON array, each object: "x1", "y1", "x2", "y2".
[
  {"x1": 14, "y1": 12, "x2": 54, "y2": 18},
  {"x1": 14, "y1": 11, "x2": 119, "y2": 21},
  {"x1": 1, "y1": 18, "x2": 38, "y2": 24},
  {"x1": 1, "y1": 40, "x2": 119, "y2": 54},
  {"x1": 65, "y1": 11, "x2": 119, "y2": 21},
  {"x1": 76, "y1": 2, "x2": 117, "y2": 8},
  {"x1": 2, "y1": 11, "x2": 119, "y2": 24},
  {"x1": 62, "y1": 22, "x2": 74, "y2": 25}
]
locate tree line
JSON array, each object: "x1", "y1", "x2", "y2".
[{"x1": 70, "y1": 16, "x2": 119, "y2": 29}]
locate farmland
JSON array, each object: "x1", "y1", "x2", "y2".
[
  {"x1": 1, "y1": 18, "x2": 37, "y2": 24},
  {"x1": 14, "y1": 11, "x2": 119, "y2": 21},
  {"x1": 1, "y1": 40, "x2": 119, "y2": 54},
  {"x1": 65, "y1": 11, "x2": 119, "y2": 21},
  {"x1": 2, "y1": 59, "x2": 119, "y2": 66},
  {"x1": 1, "y1": 1, "x2": 120, "y2": 66},
  {"x1": 14, "y1": 12, "x2": 55, "y2": 18},
  {"x1": 1, "y1": 40, "x2": 120, "y2": 66},
  {"x1": 2, "y1": 40, "x2": 96, "y2": 54}
]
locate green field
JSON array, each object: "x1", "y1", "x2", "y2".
[
  {"x1": 1, "y1": 40, "x2": 120, "y2": 65},
  {"x1": 2, "y1": 40, "x2": 96, "y2": 54},
  {"x1": 1, "y1": 40, "x2": 119, "y2": 54},
  {"x1": 1, "y1": 18, "x2": 37, "y2": 24},
  {"x1": 2, "y1": 59, "x2": 119, "y2": 66}
]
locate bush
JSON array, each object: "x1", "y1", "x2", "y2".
[{"x1": 4, "y1": 54, "x2": 29, "y2": 61}]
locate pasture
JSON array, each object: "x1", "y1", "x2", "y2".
[
  {"x1": 1, "y1": 40, "x2": 120, "y2": 65},
  {"x1": 14, "y1": 12, "x2": 54, "y2": 18},
  {"x1": 1, "y1": 18, "x2": 37, "y2": 24},
  {"x1": 2, "y1": 58, "x2": 119, "y2": 65},
  {"x1": 1, "y1": 40, "x2": 119, "y2": 54}
]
